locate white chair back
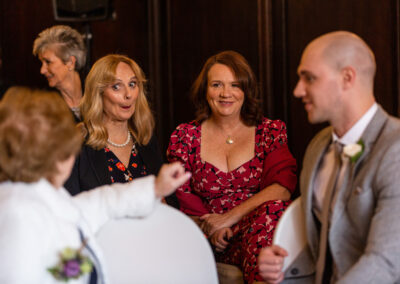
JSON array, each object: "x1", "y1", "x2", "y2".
[
  {"x1": 273, "y1": 197, "x2": 307, "y2": 272},
  {"x1": 96, "y1": 203, "x2": 219, "y2": 284}
]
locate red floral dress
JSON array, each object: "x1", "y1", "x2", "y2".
[{"x1": 167, "y1": 118, "x2": 297, "y2": 283}]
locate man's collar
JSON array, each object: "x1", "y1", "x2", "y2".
[{"x1": 332, "y1": 103, "x2": 378, "y2": 145}]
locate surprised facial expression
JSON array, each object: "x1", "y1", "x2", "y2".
[{"x1": 102, "y1": 62, "x2": 139, "y2": 123}]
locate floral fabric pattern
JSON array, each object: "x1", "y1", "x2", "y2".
[
  {"x1": 167, "y1": 118, "x2": 297, "y2": 283},
  {"x1": 105, "y1": 145, "x2": 147, "y2": 183}
]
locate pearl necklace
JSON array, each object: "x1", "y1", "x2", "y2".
[{"x1": 107, "y1": 131, "x2": 131, "y2": 148}]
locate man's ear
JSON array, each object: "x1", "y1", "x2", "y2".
[
  {"x1": 341, "y1": 66, "x2": 356, "y2": 90},
  {"x1": 66, "y1": 56, "x2": 77, "y2": 71}
]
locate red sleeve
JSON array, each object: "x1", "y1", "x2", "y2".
[
  {"x1": 260, "y1": 120, "x2": 297, "y2": 194},
  {"x1": 166, "y1": 123, "x2": 209, "y2": 216}
]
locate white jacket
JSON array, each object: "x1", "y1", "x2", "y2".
[{"x1": 0, "y1": 176, "x2": 157, "y2": 284}]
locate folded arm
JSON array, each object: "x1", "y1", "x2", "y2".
[
  {"x1": 200, "y1": 137, "x2": 297, "y2": 236},
  {"x1": 200, "y1": 183, "x2": 291, "y2": 236}
]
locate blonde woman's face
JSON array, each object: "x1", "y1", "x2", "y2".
[
  {"x1": 102, "y1": 62, "x2": 139, "y2": 123},
  {"x1": 39, "y1": 48, "x2": 72, "y2": 90}
]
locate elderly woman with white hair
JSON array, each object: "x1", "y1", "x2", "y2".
[{"x1": 33, "y1": 25, "x2": 86, "y2": 121}]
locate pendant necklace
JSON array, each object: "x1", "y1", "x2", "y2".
[{"x1": 226, "y1": 135, "x2": 234, "y2": 144}]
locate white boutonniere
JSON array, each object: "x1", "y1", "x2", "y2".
[{"x1": 343, "y1": 140, "x2": 364, "y2": 163}]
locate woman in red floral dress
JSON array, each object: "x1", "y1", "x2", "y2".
[{"x1": 167, "y1": 51, "x2": 297, "y2": 283}]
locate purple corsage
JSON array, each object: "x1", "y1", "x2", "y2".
[{"x1": 48, "y1": 246, "x2": 93, "y2": 281}]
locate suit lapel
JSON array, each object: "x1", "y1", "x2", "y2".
[
  {"x1": 301, "y1": 127, "x2": 333, "y2": 259},
  {"x1": 330, "y1": 106, "x2": 388, "y2": 227},
  {"x1": 353, "y1": 106, "x2": 388, "y2": 174}
]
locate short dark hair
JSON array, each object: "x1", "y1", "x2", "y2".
[{"x1": 191, "y1": 50, "x2": 262, "y2": 126}]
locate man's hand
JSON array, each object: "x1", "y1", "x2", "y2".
[{"x1": 258, "y1": 245, "x2": 288, "y2": 284}]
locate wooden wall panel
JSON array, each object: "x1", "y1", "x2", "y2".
[
  {"x1": 0, "y1": 1, "x2": 149, "y2": 88},
  {"x1": 1, "y1": 0, "x2": 55, "y2": 87},
  {"x1": 88, "y1": 1, "x2": 149, "y2": 69},
  {"x1": 284, "y1": 0, "x2": 400, "y2": 166},
  {"x1": 1, "y1": 0, "x2": 400, "y2": 171},
  {"x1": 162, "y1": 0, "x2": 261, "y2": 147}
]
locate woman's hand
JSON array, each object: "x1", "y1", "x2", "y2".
[
  {"x1": 210, "y1": 227, "x2": 233, "y2": 252},
  {"x1": 155, "y1": 162, "x2": 191, "y2": 198},
  {"x1": 189, "y1": 215, "x2": 203, "y2": 227},
  {"x1": 199, "y1": 183, "x2": 291, "y2": 236},
  {"x1": 199, "y1": 212, "x2": 235, "y2": 236}
]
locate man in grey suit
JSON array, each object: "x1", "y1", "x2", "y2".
[{"x1": 258, "y1": 31, "x2": 400, "y2": 283}]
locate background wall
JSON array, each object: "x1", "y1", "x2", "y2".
[{"x1": 1, "y1": 0, "x2": 400, "y2": 189}]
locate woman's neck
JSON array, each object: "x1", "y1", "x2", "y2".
[
  {"x1": 206, "y1": 114, "x2": 245, "y2": 133},
  {"x1": 105, "y1": 120, "x2": 130, "y2": 143},
  {"x1": 58, "y1": 72, "x2": 82, "y2": 108}
]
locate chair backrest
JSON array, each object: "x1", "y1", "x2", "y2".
[
  {"x1": 272, "y1": 197, "x2": 307, "y2": 272},
  {"x1": 96, "y1": 203, "x2": 219, "y2": 284}
]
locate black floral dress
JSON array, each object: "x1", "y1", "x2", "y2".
[{"x1": 105, "y1": 144, "x2": 148, "y2": 183}]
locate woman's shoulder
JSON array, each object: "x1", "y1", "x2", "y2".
[
  {"x1": 258, "y1": 117, "x2": 289, "y2": 146},
  {"x1": 175, "y1": 120, "x2": 200, "y2": 132},
  {"x1": 168, "y1": 120, "x2": 201, "y2": 154},
  {"x1": 79, "y1": 142, "x2": 104, "y2": 158},
  {"x1": 259, "y1": 117, "x2": 287, "y2": 130},
  {"x1": 0, "y1": 181, "x2": 54, "y2": 223},
  {"x1": 171, "y1": 120, "x2": 201, "y2": 139}
]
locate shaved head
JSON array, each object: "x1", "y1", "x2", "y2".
[
  {"x1": 295, "y1": 31, "x2": 377, "y2": 134},
  {"x1": 304, "y1": 31, "x2": 376, "y2": 88}
]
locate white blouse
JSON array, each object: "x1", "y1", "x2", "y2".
[{"x1": 0, "y1": 176, "x2": 157, "y2": 284}]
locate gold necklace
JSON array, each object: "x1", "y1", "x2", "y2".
[{"x1": 226, "y1": 135, "x2": 234, "y2": 144}]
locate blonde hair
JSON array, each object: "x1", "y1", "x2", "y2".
[
  {"x1": 0, "y1": 87, "x2": 83, "y2": 183},
  {"x1": 32, "y1": 25, "x2": 86, "y2": 70},
  {"x1": 81, "y1": 54, "x2": 154, "y2": 149}
]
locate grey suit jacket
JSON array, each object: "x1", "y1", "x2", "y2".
[{"x1": 284, "y1": 106, "x2": 400, "y2": 283}]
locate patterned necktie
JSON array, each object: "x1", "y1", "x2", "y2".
[{"x1": 315, "y1": 141, "x2": 344, "y2": 284}]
